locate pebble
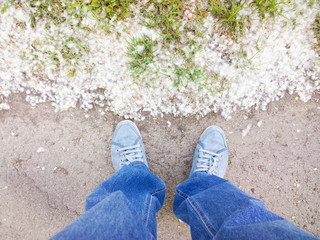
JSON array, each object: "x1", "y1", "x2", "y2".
[{"x1": 178, "y1": 126, "x2": 185, "y2": 132}]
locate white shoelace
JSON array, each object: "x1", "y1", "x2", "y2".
[
  {"x1": 118, "y1": 144, "x2": 144, "y2": 166},
  {"x1": 195, "y1": 148, "x2": 222, "y2": 175}
]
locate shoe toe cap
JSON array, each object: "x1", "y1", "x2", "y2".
[
  {"x1": 112, "y1": 121, "x2": 141, "y2": 147},
  {"x1": 199, "y1": 127, "x2": 227, "y2": 153}
]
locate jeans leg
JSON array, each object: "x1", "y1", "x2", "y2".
[
  {"x1": 52, "y1": 162, "x2": 166, "y2": 240},
  {"x1": 173, "y1": 172, "x2": 318, "y2": 240}
]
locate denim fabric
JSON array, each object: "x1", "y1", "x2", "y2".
[
  {"x1": 52, "y1": 163, "x2": 318, "y2": 240},
  {"x1": 173, "y1": 172, "x2": 319, "y2": 240},
  {"x1": 51, "y1": 162, "x2": 166, "y2": 240}
]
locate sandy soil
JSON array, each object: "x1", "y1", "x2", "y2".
[{"x1": 0, "y1": 92, "x2": 319, "y2": 239}]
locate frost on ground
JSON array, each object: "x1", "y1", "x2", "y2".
[{"x1": 0, "y1": 1, "x2": 319, "y2": 120}]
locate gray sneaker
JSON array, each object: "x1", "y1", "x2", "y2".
[
  {"x1": 190, "y1": 126, "x2": 228, "y2": 178},
  {"x1": 111, "y1": 120, "x2": 148, "y2": 172}
]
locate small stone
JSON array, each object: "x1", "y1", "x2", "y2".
[{"x1": 178, "y1": 126, "x2": 185, "y2": 132}]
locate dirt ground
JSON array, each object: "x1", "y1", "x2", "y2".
[{"x1": 0, "y1": 92, "x2": 319, "y2": 239}]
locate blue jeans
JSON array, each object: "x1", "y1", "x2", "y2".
[{"x1": 52, "y1": 162, "x2": 318, "y2": 240}]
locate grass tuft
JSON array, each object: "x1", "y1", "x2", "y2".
[
  {"x1": 142, "y1": 0, "x2": 186, "y2": 44},
  {"x1": 86, "y1": 0, "x2": 136, "y2": 21},
  {"x1": 314, "y1": 14, "x2": 320, "y2": 54},
  {"x1": 173, "y1": 64, "x2": 208, "y2": 86},
  {"x1": 28, "y1": 0, "x2": 68, "y2": 28},
  {"x1": 251, "y1": 0, "x2": 292, "y2": 20},
  {"x1": 208, "y1": 0, "x2": 248, "y2": 39},
  {"x1": 1, "y1": 0, "x2": 15, "y2": 14},
  {"x1": 126, "y1": 35, "x2": 157, "y2": 75}
]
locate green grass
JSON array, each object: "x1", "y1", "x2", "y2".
[
  {"x1": 251, "y1": 0, "x2": 292, "y2": 19},
  {"x1": 28, "y1": 0, "x2": 68, "y2": 28},
  {"x1": 308, "y1": 0, "x2": 320, "y2": 8},
  {"x1": 173, "y1": 64, "x2": 207, "y2": 85},
  {"x1": 8, "y1": 0, "x2": 137, "y2": 29},
  {"x1": 26, "y1": 33, "x2": 89, "y2": 77},
  {"x1": 314, "y1": 14, "x2": 320, "y2": 54},
  {"x1": 126, "y1": 35, "x2": 157, "y2": 75},
  {"x1": 1, "y1": 0, "x2": 296, "y2": 90},
  {"x1": 1, "y1": 0, "x2": 15, "y2": 14},
  {"x1": 173, "y1": 64, "x2": 210, "y2": 89},
  {"x1": 142, "y1": 0, "x2": 186, "y2": 44},
  {"x1": 86, "y1": 0, "x2": 136, "y2": 20},
  {"x1": 173, "y1": 63, "x2": 229, "y2": 93},
  {"x1": 208, "y1": 0, "x2": 248, "y2": 39}
]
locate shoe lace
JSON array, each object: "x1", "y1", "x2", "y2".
[
  {"x1": 195, "y1": 148, "x2": 222, "y2": 175},
  {"x1": 118, "y1": 144, "x2": 144, "y2": 167}
]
